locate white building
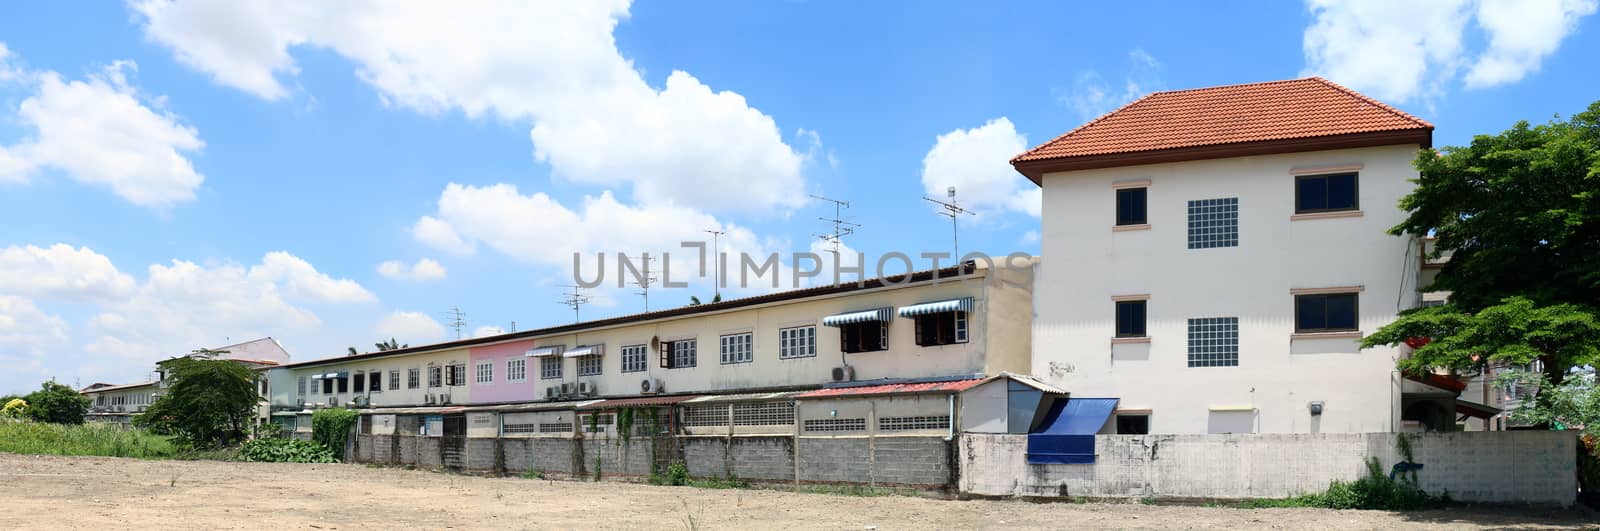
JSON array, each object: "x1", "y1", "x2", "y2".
[{"x1": 1012, "y1": 77, "x2": 1475, "y2": 434}]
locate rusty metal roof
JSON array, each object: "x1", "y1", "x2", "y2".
[
  {"x1": 794, "y1": 377, "x2": 985, "y2": 399},
  {"x1": 578, "y1": 394, "x2": 703, "y2": 410}
]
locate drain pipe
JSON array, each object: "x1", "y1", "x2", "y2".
[{"x1": 944, "y1": 393, "x2": 956, "y2": 441}]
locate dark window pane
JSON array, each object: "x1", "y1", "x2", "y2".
[
  {"x1": 1296, "y1": 293, "x2": 1359, "y2": 332},
  {"x1": 1296, "y1": 294, "x2": 1326, "y2": 331},
  {"x1": 1325, "y1": 293, "x2": 1358, "y2": 330},
  {"x1": 1326, "y1": 173, "x2": 1357, "y2": 210},
  {"x1": 1116, "y1": 188, "x2": 1147, "y2": 226},
  {"x1": 1116, "y1": 415, "x2": 1149, "y2": 434},
  {"x1": 1116, "y1": 301, "x2": 1146, "y2": 337},
  {"x1": 1297, "y1": 177, "x2": 1328, "y2": 212}
]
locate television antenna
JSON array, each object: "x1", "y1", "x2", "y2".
[
  {"x1": 634, "y1": 254, "x2": 659, "y2": 312},
  {"x1": 704, "y1": 229, "x2": 725, "y2": 299},
  {"x1": 924, "y1": 186, "x2": 975, "y2": 259},
  {"x1": 811, "y1": 194, "x2": 860, "y2": 256},
  {"x1": 441, "y1": 306, "x2": 468, "y2": 340},
  {"x1": 558, "y1": 285, "x2": 592, "y2": 323}
]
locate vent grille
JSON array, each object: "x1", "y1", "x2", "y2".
[
  {"x1": 877, "y1": 415, "x2": 951, "y2": 431},
  {"x1": 803, "y1": 418, "x2": 866, "y2": 433}
]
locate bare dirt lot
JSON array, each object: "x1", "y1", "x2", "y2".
[{"x1": 0, "y1": 454, "x2": 1591, "y2": 530}]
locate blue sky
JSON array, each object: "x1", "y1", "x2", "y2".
[{"x1": 0, "y1": 0, "x2": 1596, "y2": 393}]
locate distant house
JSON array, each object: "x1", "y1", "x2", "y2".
[{"x1": 82, "y1": 337, "x2": 290, "y2": 426}]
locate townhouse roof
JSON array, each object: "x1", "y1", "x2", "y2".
[
  {"x1": 79, "y1": 381, "x2": 157, "y2": 394},
  {"x1": 1011, "y1": 77, "x2": 1433, "y2": 183},
  {"x1": 795, "y1": 376, "x2": 987, "y2": 399},
  {"x1": 274, "y1": 261, "x2": 1000, "y2": 371}
]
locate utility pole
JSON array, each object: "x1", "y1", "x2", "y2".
[
  {"x1": 924, "y1": 186, "x2": 975, "y2": 259},
  {"x1": 704, "y1": 229, "x2": 725, "y2": 299},
  {"x1": 635, "y1": 253, "x2": 658, "y2": 312},
  {"x1": 442, "y1": 306, "x2": 468, "y2": 340},
  {"x1": 811, "y1": 194, "x2": 860, "y2": 257},
  {"x1": 558, "y1": 285, "x2": 591, "y2": 323}
]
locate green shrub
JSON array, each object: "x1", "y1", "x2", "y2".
[
  {"x1": 239, "y1": 437, "x2": 337, "y2": 463},
  {"x1": 0, "y1": 419, "x2": 176, "y2": 458},
  {"x1": 1240, "y1": 457, "x2": 1449, "y2": 511},
  {"x1": 651, "y1": 460, "x2": 690, "y2": 486},
  {"x1": 311, "y1": 408, "x2": 359, "y2": 460}
]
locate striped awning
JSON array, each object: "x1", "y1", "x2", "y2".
[
  {"x1": 897, "y1": 297, "x2": 974, "y2": 317},
  {"x1": 525, "y1": 346, "x2": 564, "y2": 358},
  {"x1": 563, "y1": 344, "x2": 604, "y2": 358},
  {"x1": 821, "y1": 307, "x2": 893, "y2": 327}
]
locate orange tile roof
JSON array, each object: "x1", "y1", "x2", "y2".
[
  {"x1": 1012, "y1": 77, "x2": 1432, "y2": 180},
  {"x1": 794, "y1": 377, "x2": 985, "y2": 399}
]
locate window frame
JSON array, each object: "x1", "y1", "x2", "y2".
[
  {"x1": 576, "y1": 355, "x2": 603, "y2": 376},
  {"x1": 1115, "y1": 300, "x2": 1147, "y2": 338},
  {"x1": 1187, "y1": 317, "x2": 1240, "y2": 368},
  {"x1": 448, "y1": 364, "x2": 466, "y2": 387},
  {"x1": 506, "y1": 358, "x2": 527, "y2": 382},
  {"x1": 428, "y1": 366, "x2": 442, "y2": 388},
  {"x1": 1294, "y1": 292, "x2": 1360, "y2": 333},
  {"x1": 620, "y1": 344, "x2": 649, "y2": 372},
  {"x1": 1186, "y1": 197, "x2": 1239, "y2": 249},
  {"x1": 297, "y1": 376, "x2": 306, "y2": 397},
  {"x1": 671, "y1": 339, "x2": 698, "y2": 368},
  {"x1": 388, "y1": 370, "x2": 400, "y2": 391},
  {"x1": 540, "y1": 356, "x2": 563, "y2": 380},
  {"x1": 1294, "y1": 172, "x2": 1359, "y2": 214},
  {"x1": 1115, "y1": 187, "x2": 1148, "y2": 226},
  {"x1": 779, "y1": 325, "x2": 817, "y2": 359},
  {"x1": 913, "y1": 312, "x2": 968, "y2": 347},
  {"x1": 408, "y1": 368, "x2": 420, "y2": 389},
  {"x1": 839, "y1": 321, "x2": 889, "y2": 353},
  {"x1": 1115, "y1": 413, "x2": 1151, "y2": 435},
  {"x1": 719, "y1": 332, "x2": 754, "y2": 364},
  {"x1": 475, "y1": 360, "x2": 494, "y2": 384}
]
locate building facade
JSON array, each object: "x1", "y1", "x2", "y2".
[{"x1": 1015, "y1": 77, "x2": 1449, "y2": 434}]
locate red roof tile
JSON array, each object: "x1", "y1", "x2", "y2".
[
  {"x1": 579, "y1": 394, "x2": 703, "y2": 410},
  {"x1": 795, "y1": 378, "x2": 985, "y2": 399},
  {"x1": 1012, "y1": 77, "x2": 1432, "y2": 180}
]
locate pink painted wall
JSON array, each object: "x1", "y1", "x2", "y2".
[{"x1": 468, "y1": 339, "x2": 539, "y2": 404}]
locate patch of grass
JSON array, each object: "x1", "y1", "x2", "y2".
[
  {"x1": 786, "y1": 484, "x2": 920, "y2": 497},
  {"x1": 174, "y1": 446, "x2": 241, "y2": 461},
  {"x1": 0, "y1": 419, "x2": 177, "y2": 458},
  {"x1": 1232, "y1": 458, "x2": 1450, "y2": 511},
  {"x1": 520, "y1": 470, "x2": 545, "y2": 480},
  {"x1": 685, "y1": 476, "x2": 749, "y2": 489}
]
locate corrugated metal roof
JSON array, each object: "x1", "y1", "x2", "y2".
[
  {"x1": 78, "y1": 381, "x2": 158, "y2": 394},
  {"x1": 579, "y1": 394, "x2": 703, "y2": 410},
  {"x1": 795, "y1": 377, "x2": 985, "y2": 399},
  {"x1": 356, "y1": 406, "x2": 466, "y2": 415},
  {"x1": 681, "y1": 391, "x2": 800, "y2": 404},
  {"x1": 464, "y1": 400, "x2": 597, "y2": 412}
]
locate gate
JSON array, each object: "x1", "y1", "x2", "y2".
[{"x1": 440, "y1": 414, "x2": 467, "y2": 470}]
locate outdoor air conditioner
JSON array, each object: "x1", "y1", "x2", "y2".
[
  {"x1": 545, "y1": 387, "x2": 559, "y2": 400},
  {"x1": 296, "y1": 398, "x2": 306, "y2": 407},
  {"x1": 560, "y1": 382, "x2": 576, "y2": 396},
  {"x1": 831, "y1": 366, "x2": 856, "y2": 383},
  {"x1": 440, "y1": 394, "x2": 451, "y2": 405},
  {"x1": 578, "y1": 381, "x2": 597, "y2": 396},
  {"x1": 328, "y1": 396, "x2": 339, "y2": 406},
  {"x1": 113, "y1": 405, "x2": 124, "y2": 412},
  {"x1": 640, "y1": 378, "x2": 664, "y2": 394},
  {"x1": 424, "y1": 394, "x2": 436, "y2": 405}
]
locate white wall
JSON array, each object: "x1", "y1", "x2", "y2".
[
  {"x1": 272, "y1": 348, "x2": 472, "y2": 409},
  {"x1": 1034, "y1": 145, "x2": 1425, "y2": 434}
]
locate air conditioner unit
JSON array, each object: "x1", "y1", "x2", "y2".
[
  {"x1": 328, "y1": 396, "x2": 339, "y2": 407},
  {"x1": 440, "y1": 394, "x2": 451, "y2": 405},
  {"x1": 424, "y1": 394, "x2": 436, "y2": 405},
  {"x1": 640, "y1": 378, "x2": 664, "y2": 394},
  {"x1": 578, "y1": 381, "x2": 597, "y2": 396},
  {"x1": 831, "y1": 366, "x2": 856, "y2": 383},
  {"x1": 113, "y1": 405, "x2": 124, "y2": 412},
  {"x1": 296, "y1": 398, "x2": 306, "y2": 407},
  {"x1": 560, "y1": 383, "x2": 576, "y2": 396},
  {"x1": 545, "y1": 387, "x2": 559, "y2": 400}
]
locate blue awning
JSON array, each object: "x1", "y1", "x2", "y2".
[
  {"x1": 1026, "y1": 397, "x2": 1118, "y2": 464},
  {"x1": 821, "y1": 308, "x2": 893, "y2": 327},
  {"x1": 897, "y1": 297, "x2": 974, "y2": 318}
]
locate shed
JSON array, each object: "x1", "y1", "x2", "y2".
[{"x1": 959, "y1": 372, "x2": 1066, "y2": 434}]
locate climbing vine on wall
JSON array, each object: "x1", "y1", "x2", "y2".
[{"x1": 311, "y1": 408, "x2": 359, "y2": 460}]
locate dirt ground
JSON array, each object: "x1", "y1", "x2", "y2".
[{"x1": 0, "y1": 454, "x2": 1591, "y2": 530}]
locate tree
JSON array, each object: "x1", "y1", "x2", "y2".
[
  {"x1": 21, "y1": 381, "x2": 90, "y2": 425},
  {"x1": 1364, "y1": 102, "x2": 1600, "y2": 392},
  {"x1": 375, "y1": 338, "x2": 406, "y2": 351},
  {"x1": 135, "y1": 349, "x2": 260, "y2": 448},
  {"x1": 347, "y1": 346, "x2": 359, "y2": 356}
]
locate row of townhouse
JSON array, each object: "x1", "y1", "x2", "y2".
[{"x1": 82, "y1": 337, "x2": 290, "y2": 426}]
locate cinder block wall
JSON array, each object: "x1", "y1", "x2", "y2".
[{"x1": 959, "y1": 432, "x2": 1577, "y2": 506}]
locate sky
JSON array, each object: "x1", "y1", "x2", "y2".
[{"x1": 0, "y1": 0, "x2": 1596, "y2": 394}]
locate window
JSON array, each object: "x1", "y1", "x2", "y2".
[
  {"x1": 388, "y1": 370, "x2": 400, "y2": 391},
  {"x1": 353, "y1": 372, "x2": 365, "y2": 393},
  {"x1": 1295, "y1": 293, "x2": 1359, "y2": 333},
  {"x1": 428, "y1": 366, "x2": 442, "y2": 388},
  {"x1": 408, "y1": 368, "x2": 420, "y2": 389},
  {"x1": 448, "y1": 364, "x2": 466, "y2": 386},
  {"x1": 540, "y1": 357, "x2": 562, "y2": 379},
  {"x1": 803, "y1": 418, "x2": 866, "y2": 433},
  {"x1": 1116, "y1": 414, "x2": 1150, "y2": 434},
  {"x1": 335, "y1": 376, "x2": 348, "y2": 394},
  {"x1": 1116, "y1": 300, "x2": 1147, "y2": 337},
  {"x1": 577, "y1": 355, "x2": 602, "y2": 376},
  {"x1": 476, "y1": 361, "x2": 494, "y2": 384},
  {"x1": 620, "y1": 344, "x2": 648, "y2": 372},
  {"x1": 1296, "y1": 173, "x2": 1358, "y2": 213},
  {"x1": 1187, "y1": 317, "x2": 1239, "y2": 367},
  {"x1": 913, "y1": 312, "x2": 967, "y2": 346},
  {"x1": 1187, "y1": 197, "x2": 1238, "y2": 249},
  {"x1": 661, "y1": 339, "x2": 697, "y2": 369},
  {"x1": 778, "y1": 326, "x2": 817, "y2": 359},
  {"x1": 720, "y1": 332, "x2": 753, "y2": 364},
  {"x1": 310, "y1": 378, "x2": 319, "y2": 395},
  {"x1": 839, "y1": 322, "x2": 888, "y2": 353},
  {"x1": 369, "y1": 373, "x2": 382, "y2": 392},
  {"x1": 733, "y1": 402, "x2": 795, "y2": 426},
  {"x1": 507, "y1": 358, "x2": 526, "y2": 382},
  {"x1": 681, "y1": 405, "x2": 731, "y2": 427},
  {"x1": 878, "y1": 415, "x2": 951, "y2": 431},
  {"x1": 1116, "y1": 187, "x2": 1148, "y2": 226},
  {"x1": 297, "y1": 376, "x2": 306, "y2": 396}
]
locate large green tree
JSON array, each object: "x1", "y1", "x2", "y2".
[
  {"x1": 1363, "y1": 101, "x2": 1600, "y2": 391},
  {"x1": 135, "y1": 349, "x2": 260, "y2": 447},
  {"x1": 21, "y1": 381, "x2": 90, "y2": 425}
]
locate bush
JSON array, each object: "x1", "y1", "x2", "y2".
[
  {"x1": 311, "y1": 408, "x2": 359, "y2": 460},
  {"x1": 0, "y1": 419, "x2": 176, "y2": 458},
  {"x1": 651, "y1": 461, "x2": 690, "y2": 486},
  {"x1": 239, "y1": 437, "x2": 338, "y2": 463},
  {"x1": 1241, "y1": 457, "x2": 1449, "y2": 511},
  {"x1": 22, "y1": 382, "x2": 90, "y2": 425}
]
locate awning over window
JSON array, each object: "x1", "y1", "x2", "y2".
[
  {"x1": 321, "y1": 372, "x2": 348, "y2": 379},
  {"x1": 1455, "y1": 399, "x2": 1501, "y2": 419},
  {"x1": 897, "y1": 297, "x2": 974, "y2": 318},
  {"x1": 525, "y1": 346, "x2": 564, "y2": 358},
  {"x1": 1027, "y1": 397, "x2": 1119, "y2": 465},
  {"x1": 821, "y1": 308, "x2": 893, "y2": 327},
  {"x1": 563, "y1": 344, "x2": 604, "y2": 358}
]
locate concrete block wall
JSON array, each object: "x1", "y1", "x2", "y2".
[
  {"x1": 398, "y1": 435, "x2": 418, "y2": 465},
  {"x1": 959, "y1": 432, "x2": 1577, "y2": 506},
  {"x1": 503, "y1": 438, "x2": 533, "y2": 472},
  {"x1": 727, "y1": 437, "x2": 794, "y2": 481},
  {"x1": 466, "y1": 438, "x2": 499, "y2": 472},
  {"x1": 372, "y1": 435, "x2": 395, "y2": 463},
  {"x1": 416, "y1": 438, "x2": 442, "y2": 468},
  {"x1": 355, "y1": 434, "x2": 375, "y2": 462},
  {"x1": 580, "y1": 439, "x2": 655, "y2": 478},
  {"x1": 872, "y1": 437, "x2": 952, "y2": 487},
  {"x1": 531, "y1": 438, "x2": 576, "y2": 474},
  {"x1": 797, "y1": 438, "x2": 872, "y2": 484}
]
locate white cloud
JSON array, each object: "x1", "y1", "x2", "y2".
[
  {"x1": 1466, "y1": 0, "x2": 1598, "y2": 87},
  {"x1": 130, "y1": 0, "x2": 808, "y2": 214},
  {"x1": 0, "y1": 295, "x2": 70, "y2": 358},
  {"x1": 0, "y1": 52, "x2": 205, "y2": 208},
  {"x1": 412, "y1": 216, "x2": 475, "y2": 256},
  {"x1": 0, "y1": 244, "x2": 137, "y2": 302},
  {"x1": 472, "y1": 325, "x2": 504, "y2": 338},
  {"x1": 1059, "y1": 49, "x2": 1165, "y2": 121},
  {"x1": 920, "y1": 118, "x2": 1037, "y2": 218},
  {"x1": 376, "y1": 311, "x2": 446, "y2": 345},
  {"x1": 1302, "y1": 0, "x2": 1595, "y2": 104},
  {"x1": 249, "y1": 251, "x2": 376, "y2": 303},
  {"x1": 377, "y1": 258, "x2": 447, "y2": 282}
]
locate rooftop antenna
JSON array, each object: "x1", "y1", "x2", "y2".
[
  {"x1": 442, "y1": 306, "x2": 468, "y2": 340},
  {"x1": 704, "y1": 229, "x2": 725, "y2": 299},
  {"x1": 509, "y1": 321, "x2": 517, "y2": 333},
  {"x1": 924, "y1": 186, "x2": 975, "y2": 259},
  {"x1": 558, "y1": 285, "x2": 592, "y2": 323},
  {"x1": 634, "y1": 254, "x2": 659, "y2": 312},
  {"x1": 811, "y1": 194, "x2": 860, "y2": 256}
]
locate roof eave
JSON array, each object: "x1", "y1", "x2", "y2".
[{"x1": 1012, "y1": 128, "x2": 1433, "y2": 186}]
